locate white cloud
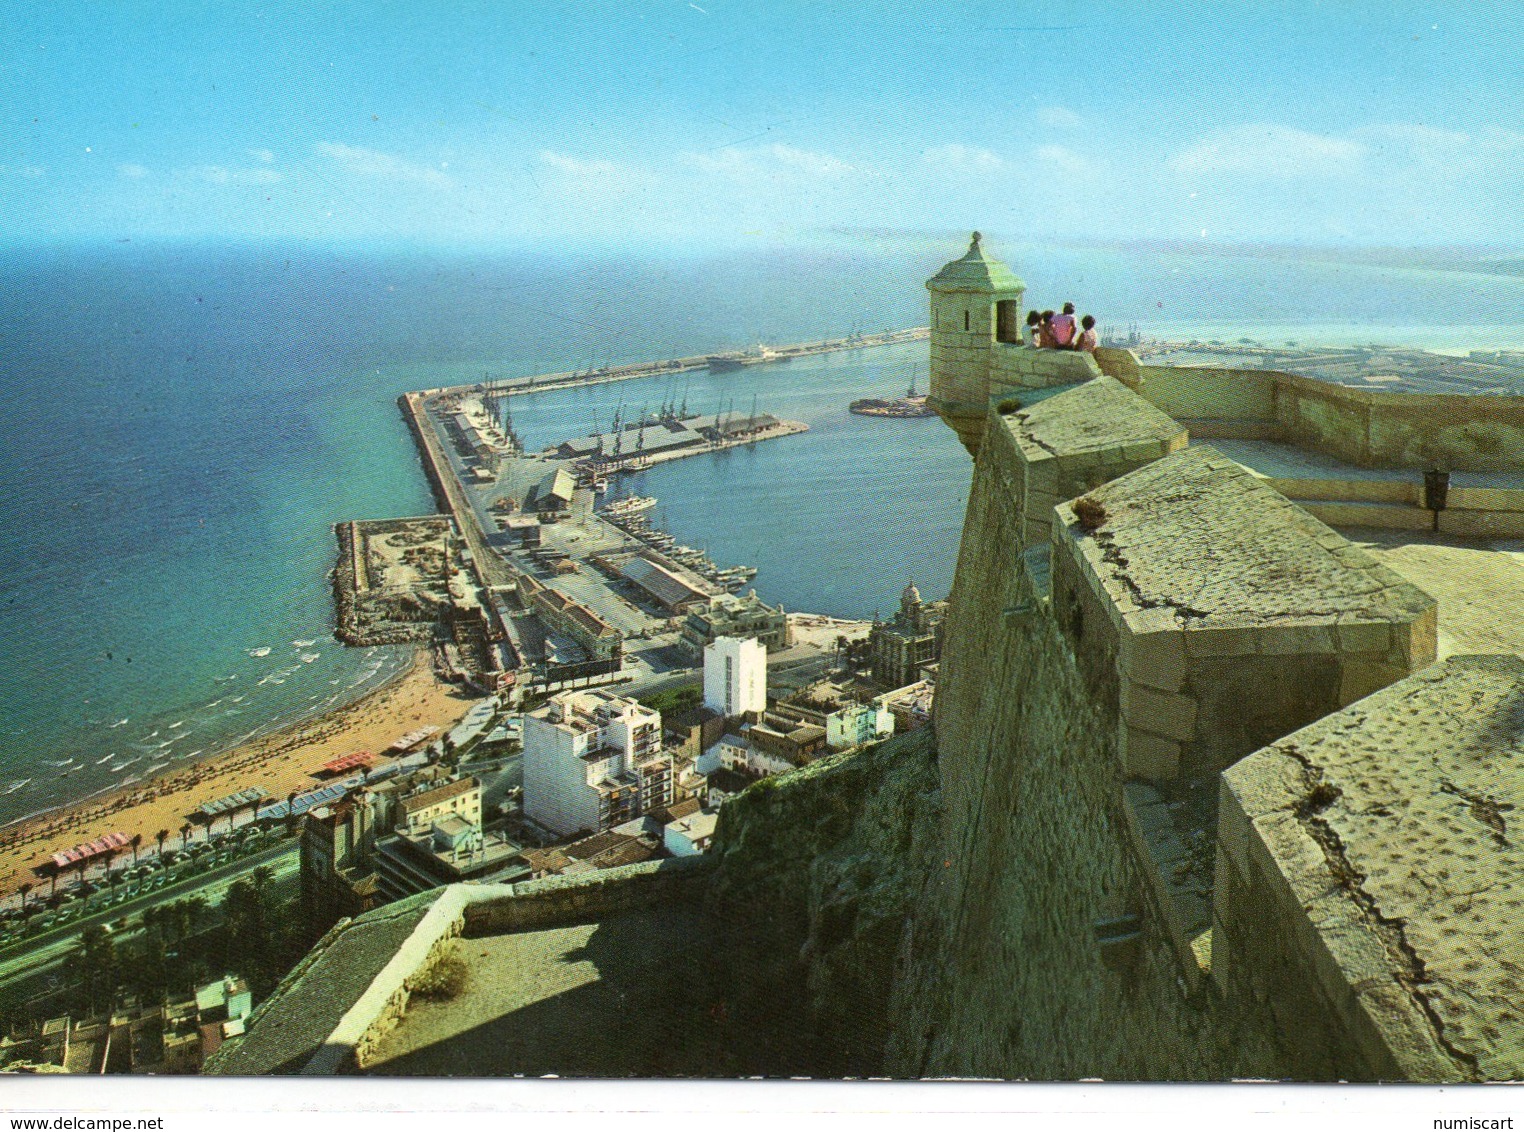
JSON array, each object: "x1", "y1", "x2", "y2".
[
  {"x1": 185, "y1": 164, "x2": 282, "y2": 185},
  {"x1": 315, "y1": 142, "x2": 452, "y2": 188},
  {"x1": 538, "y1": 151, "x2": 632, "y2": 180},
  {"x1": 1, "y1": 165, "x2": 45, "y2": 179},
  {"x1": 1169, "y1": 125, "x2": 1368, "y2": 178},
  {"x1": 1037, "y1": 106, "x2": 1084, "y2": 129},
  {"x1": 117, "y1": 163, "x2": 150, "y2": 179},
  {"x1": 1035, "y1": 144, "x2": 1097, "y2": 177},
  {"x1": 682, "y1": 143, "x2": 856, "y2": 180},
  {"x1": 1355, "y1": 122, "x2": 1524, "y2": 175},
  {"x1": 923, "y1": 144, "x2": 1004, "y2": 171},
  {"x1": 248, "y1": 148, "x2": 276, "y2": 164}
]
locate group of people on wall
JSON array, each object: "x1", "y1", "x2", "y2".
[{"x1": 1026, "y1": 303, "x2": 1097, "y2": 352}]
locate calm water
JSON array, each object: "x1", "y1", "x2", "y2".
[{"x1": 2, "y1": 237, "x2": 1524, "y2": 823}]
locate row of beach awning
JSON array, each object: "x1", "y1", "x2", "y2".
[
  {"x1": 319, "y1": 751, "x2": 375, "y2": 776},
  {"x1": 196, "y1": 786, "x2": 269, "y2": 820},
  {"x1": 50, "y1": 830, "x2": 132, "y2": 871},
  {"x1": 388, "y1": 725, "x2": 439, "y2": 753}
]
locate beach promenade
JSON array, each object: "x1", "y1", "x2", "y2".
[{"x1": 0, "y1": 652, "x2": 472, "y2": 903}]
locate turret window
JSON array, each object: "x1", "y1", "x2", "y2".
[
  {"x1": 964, "y1": 310, "x2": 970, "y2": 332},
  {"x1": 996, "y1": 300, "x2": 1019, "y2": 343}
]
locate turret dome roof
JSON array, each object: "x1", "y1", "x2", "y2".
[{"x1": 926, "y1": 232, "x2": 1025, "y2": 293}]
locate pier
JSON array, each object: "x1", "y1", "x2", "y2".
[{"x1": 409, "y1": 326, "x2": 930, "y2": 400}]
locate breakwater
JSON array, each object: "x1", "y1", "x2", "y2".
[{"x1": 434, "y1": 326, "x2": 931, "y2": 398}]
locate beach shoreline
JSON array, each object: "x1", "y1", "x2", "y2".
[{"x1": 0, "y1": 649, "x2": 474, "y2": 902}]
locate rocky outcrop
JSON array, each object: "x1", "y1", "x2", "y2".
[{"x1": 705, "y1": 729, "x2": 942, "y2": 1076}]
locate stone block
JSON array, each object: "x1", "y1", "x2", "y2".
[
  {"x1": 1124, "y1": 725, "x2": 1181, "y2": 780},
  {"x1": 1254, "y1": 810, "x2": 1337, "y2": 905},
  {"x1": 1182, "y1": 624, "x2": 1265, "y2": 658},
  {"x1": 1301, "y1": 501, "x2": 1434, "y2": 532},
  {"x1": 1394, "y1": 603, "x2": 1438, "y2": 668},
  {"x1": 1338, "y1": 658, "x2": 1407, "y2": 706},
  {"x1": 1121, "y1": 439, "x2": 1167, "y2": 462},
  {"x1": 1025, "y1": 459, "x2": 1060, "y2": 493},
  {"x1": 1257, "y1": 623, "x2": 1336, "y2": 656},
  {"x1": 1222, "y1": 749, "x2": 1307, "y2": 822},
  {"x1": 1121, "y1": 682, "x2": 1199, "y2": 742},
  {"x1": 1334, "y1": 620, "x2": 1392, "y2": 654},
  {"x1": 1445, "y1": 485, "x2": 1524, "y2": 513},
  {"x1": 1352, "y1": 981, "x2": 1454, "y2": 1081},
  {"x1": 1120, "y1": 612, "x2": 1188, "y2": 691}
]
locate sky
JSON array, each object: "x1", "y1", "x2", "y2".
[{"x1": 3, "y1": 0, "x2": 1523, "y2": 249}]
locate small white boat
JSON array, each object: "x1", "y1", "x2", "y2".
[{"x1": 109, "y1": 718, "x2": 129, "y2": 728}]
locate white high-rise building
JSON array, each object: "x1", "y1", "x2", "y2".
[
  {"x1": 703, "y1": 635, "x2": 767, "y2": 719},
  {"x1": 521, "y1": 690, "x2": 664, "y2": 838}
]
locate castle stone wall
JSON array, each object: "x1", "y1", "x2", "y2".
[
  {"x1": 1128, "y1": 364, "x2": 1282, "y2": 438},
  {"x1": 889, "y1": 409, "x2": 1283, "y2": 1079},
  {"x1": 1049, "y1": 447, "x2": 1438, "y2": 781},
  {"x1": 991, "y1": 376, "x2": 1187, "y2": 546}
]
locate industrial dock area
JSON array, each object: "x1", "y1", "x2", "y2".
[{"x1": 355, "y1": 328, "x2": 928, "y2": 698}]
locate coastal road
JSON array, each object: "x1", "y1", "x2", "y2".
[{"x1": 0, "y1": 840, "x2": 298, "y2": 991}]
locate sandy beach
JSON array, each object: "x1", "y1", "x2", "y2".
[{"x1": 0, "y1": 650, "x2": 475, "y2": 901}]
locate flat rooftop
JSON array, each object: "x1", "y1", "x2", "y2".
[
  {"x1": 1342, "y1": 529, "x2": 1524, "y2": 660},
  {"x1": 363, "y1": 905, "x2": 725, "y2": 1076},
  {"x1": 1075, "y1": 447, "x2": 1432, "y2": 628},
  {"x1": 1224, "y1": 654, "x2": 1524, "y2": 1080}
]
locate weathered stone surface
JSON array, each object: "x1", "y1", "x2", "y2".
[{"x1": 1221, "y1": 655, "x2": 1524, "y2": 1081}]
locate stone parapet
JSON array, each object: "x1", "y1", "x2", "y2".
[
  {"x1": 1215, "y1": 655, "x2": 1524, "y2": 1081},
  {"x1": 1050, "y1": 447, "x2": 1438, "y2": 782},
  {"x1": 990, "y1": 376, "x2": 1188, "y2": 547}
]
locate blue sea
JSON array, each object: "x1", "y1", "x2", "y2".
[{"x1": 3, "y1": 235, "x2": 1524, "y2": 824}]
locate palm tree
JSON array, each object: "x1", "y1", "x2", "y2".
[
  {"x1": 42, "y1": 862, "x2": 59, "y2": 900},
  {"x1": 284, "y1": 791, "x2": 299, "y2": 834},
  {"x1": 183, "y1": 895, "x2": 208, "y2": 936},
  {"x1": 155, "y1": 829, "x2": 169, "y2": 859},
  {"x1": 180, "y1": 823, "x2": 193, "y2": 850},
  {"x1": 130, "y1": 833, "x2": 142, "y2": 865},
  {"x1": 17, "y1": 882, "x2": 32, "y2": 912}
]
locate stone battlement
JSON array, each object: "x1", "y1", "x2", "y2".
[
  {"x1": 1051, "y1": 445, "x2": 1436, "y2": 780},
  {"x1": 916, "y1": 235, "x2": 1524, "y2": 1081}
]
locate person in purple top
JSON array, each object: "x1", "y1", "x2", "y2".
[{"x1": 1049, "y1": 302, "x2": 1077, "y2": 349}]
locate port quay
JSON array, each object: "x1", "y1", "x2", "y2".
[
  {"x1": 378, "y1": 327, "x2": 928, "y2": 693},
  {"x1": 453, "y1": 325, "x2": 928, "y2": 395}
]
